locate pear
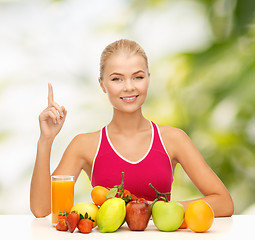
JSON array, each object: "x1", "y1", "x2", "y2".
[{"x1": 96, "y1": 197, "x2": 126, "y2": 233}]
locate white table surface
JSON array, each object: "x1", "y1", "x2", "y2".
[{"x1": 1, "y1": 214, "x2": 254, "y2": 240}]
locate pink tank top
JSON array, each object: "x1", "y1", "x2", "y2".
[{"x1": 91, "y1": 121, "x2": 173, "y2": 201}]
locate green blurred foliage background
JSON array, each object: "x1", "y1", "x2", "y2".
[
  {"x1": 0, "y1": 0, "x2": 254, "y2": 214},
  {"x1": 143, "y1": 0, "x2": 255, "y2": 214}
]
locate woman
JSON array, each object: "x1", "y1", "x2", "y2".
[{"x1": 30, "y1": 39, "x2": 234, "y2": 218}]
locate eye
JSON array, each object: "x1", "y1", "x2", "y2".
[
  {"x1": 112, "y1": 78, "x2": 121, "y2": 81},
  {"x1": 135, "y1": 76, "x2": 144, "y2": 80}
]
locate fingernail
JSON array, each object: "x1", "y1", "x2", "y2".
[{"x1": 61, "y1": 112, "x2": 64, "y2": 117}]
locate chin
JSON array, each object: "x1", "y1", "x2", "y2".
[{"x1": 114, "y1": 104, "x2": 143, "y2": 114}]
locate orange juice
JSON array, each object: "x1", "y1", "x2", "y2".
[{"x1": 51, "y1": 175, "x2": 74, "y2": 225}]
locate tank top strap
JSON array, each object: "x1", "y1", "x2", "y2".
[
  {"x1": 150, "y1": 121, "x2": 170, "y2": 158},
  {"x1": 96, "y1": 126, "x2": 111, "y2": 157},
  {"x1": 151, "y1": 121, "x2": 160, "y2": 143}
]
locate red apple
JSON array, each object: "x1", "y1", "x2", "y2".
[{"x1": 125, "y1": 198, "x2": 152, "y2": 231}]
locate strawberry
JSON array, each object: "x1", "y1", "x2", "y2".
[
  {"x1": 57, "y1": 211, "x2": 66, "y2": 221},
  {"x1": 78, "y1": 212, "x2": 94, "y2": 234},
  {"x1": 66, "y1": 211, "x2": 80, "y2": 233},
  {"x1": 78, "y1": 219, "x2": 93, "y2": 233},
  {"x1": 56, "y1": 212, "x2": 68, "y2": 231},
  {"x1": 56, "y1": 219, "x2": 68, "y2": 231}
]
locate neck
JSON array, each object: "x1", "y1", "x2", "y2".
[{"x1": 109, "y1": 108, "x2": 149, "y2": 133}]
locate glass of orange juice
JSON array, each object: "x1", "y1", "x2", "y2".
[{"x1": 51, "y1": 175, "x2": 74, "y2": 225}]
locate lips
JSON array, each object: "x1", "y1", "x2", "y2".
[{"x1": 120, "y1": 95, "x2": 139, "y2": 103}]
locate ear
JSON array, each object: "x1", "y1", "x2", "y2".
[{"x1": 99, "y1": 77, "x2": 107, "y2": 93}]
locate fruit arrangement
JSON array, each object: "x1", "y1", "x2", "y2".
[{"x1": 55, "y1": 172, "x2": 214, "y2": 234}]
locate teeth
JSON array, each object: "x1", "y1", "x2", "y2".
[{"x1": 123, "y1": 96, "x2": 136, "y2": 100}]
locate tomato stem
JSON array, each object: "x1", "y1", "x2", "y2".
[
  {"x1": 119, "y1": 172, "x2": 125, "y2": 198},
  {"x1": 149, "y1": 183, "x2": 171, "y2": 202},
  {"x1": 113, "y1": 172, "x2": 125, "y2": 198}
]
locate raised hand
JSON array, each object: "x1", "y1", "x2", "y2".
[{"x1": 38, "y1": 83, "x2": 67, "y2": 141}]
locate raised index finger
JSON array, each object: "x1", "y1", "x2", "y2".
[{"x1": 48, "y1": 82, "x2": 54, "y2": 106}]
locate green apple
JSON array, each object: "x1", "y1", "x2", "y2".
[{"x1": 152, "y1": 201, "x2": 185, "y2": 231}]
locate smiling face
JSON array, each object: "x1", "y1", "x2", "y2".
[{"x1": 99, "y1": 53, "x2": 150, "y2": 114}]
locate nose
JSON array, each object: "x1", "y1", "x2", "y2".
[{"x1": 123, "y1": 79, "x2": 135, "y2": 92}]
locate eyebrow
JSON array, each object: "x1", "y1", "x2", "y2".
[
  {"x1": 109, "y1": 72, "x2": 124, "y2": 77},
  {"x1": 109, "y1": 70, "x2": 145, "y2": 77},
  {"x1": 133, "y1": 70, "x2": 145, "y2": 75}
]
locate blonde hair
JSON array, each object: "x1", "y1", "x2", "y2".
[{"x1": 100, "y1": 39, "x2": 148, "y2": 79}]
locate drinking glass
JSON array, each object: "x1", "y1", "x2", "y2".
[{"x1": 51, "y1": 175, "x2": 74, "y2": 225}]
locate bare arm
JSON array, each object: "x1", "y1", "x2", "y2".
[
  {"x1": 30, "y1": 84, "x2": 98, "y2": 218},
  {"x1": 165, "y1": 128, "x2": 234, "y2": 217},
  {"x1": 30, "y1": 83, "x2": 67, "y2": 217}
]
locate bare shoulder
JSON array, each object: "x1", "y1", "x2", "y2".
[
  {"x1": 73, "y1": 130, "x2": 101, "y2": 145},
  {"x1": 157, "y1": 124, "x2": 190, "y2": 163},
  {"x1": 157, "y1": 124, "x2": 187, "y2": 141},
  {"x1": 53, "y1": 130, "x2": 101, "y2": 180},
  {"x1": 71, "y1": 130, "x2": 101, "y2": 155},
  {"x1": 67, "y1": 130, "x2": 101, "y2": 178}
]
